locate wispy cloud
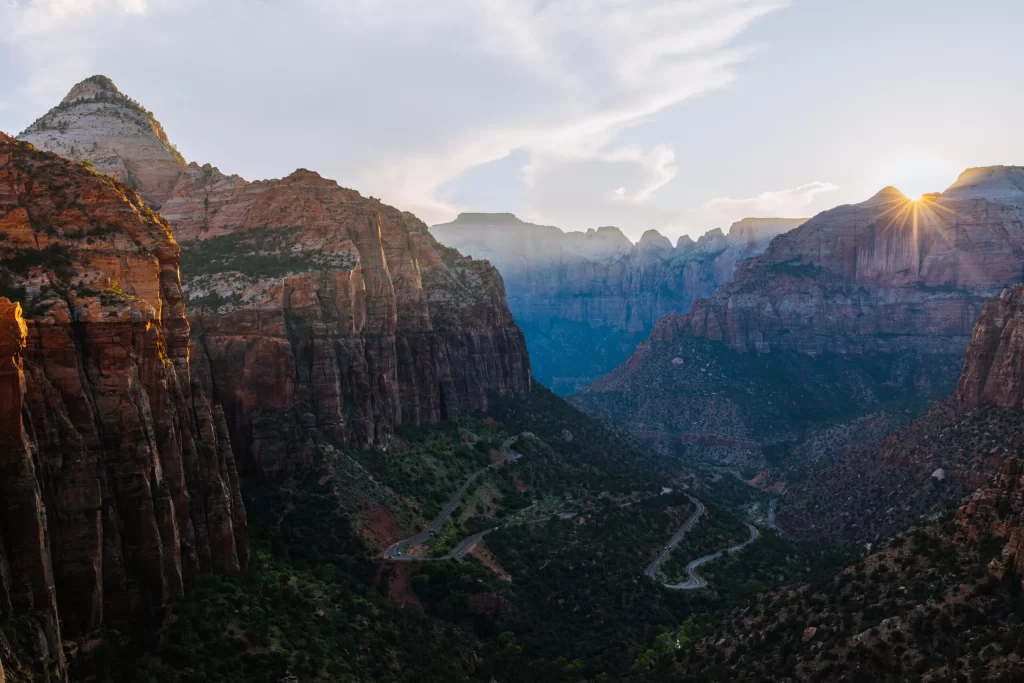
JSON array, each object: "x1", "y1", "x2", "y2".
[
  {"x1": 702, "y1": 181, "x2": 839, "y2": 220},
  {"x1": 1, "y1": 0, "x2": 789, "y2": 234},
  {"x1": 348, "y1": 0, "x2": 789, "y2": 224}
]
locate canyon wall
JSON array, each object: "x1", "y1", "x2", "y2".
[
  {"x1": 956, "y1": 285, "x2": 1024, "y2": 411},
  {"x1": 20, "y1": 76, "x2": 532, "y2": 475},
  {"x1": 0, "y1": 134, "x2": 247, "y2": 679},
  {"x1": 431, "y1": 212, "x2": 804, "y2": 393},
  {"x1": 574, "y1": 177, "x2": 1024, "y2": 464}
]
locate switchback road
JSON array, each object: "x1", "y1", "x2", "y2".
[
  {"x1": 644, "y1": 495, "x2": 705, "y2": 580},
  {"x1": 383, "y1": 437, "x2": 520, "y2": 561},
  {"x1": 662, "y1": 524, "x2": 759, "y2": 590}
]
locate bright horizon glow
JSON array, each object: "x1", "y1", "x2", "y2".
[
  {"x1": 3, "y1": 2, "x2": 1024, "y2": 241},
  {"x1": 875, "y1": 157, "x2": 961, "y2": 203}
]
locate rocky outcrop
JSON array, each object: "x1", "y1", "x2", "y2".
[
  {"x1": 20, "y1": 77, "x2": 532, "y2": 474},
  {"x1": 18, "y1": 75, "x2": 186, "y2": 209},
  {"x1": 956, "y1": 285, "x2": 1024, "y2": 410},
  {"x1": 0, "y1": 134, "x2": 247, "y2": 676},
  {"x1": 430, "y1": 212, "x2": 804, "y2": 392}
]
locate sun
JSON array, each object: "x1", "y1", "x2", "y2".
[{"x1": 875, "y1": 157, "x2": 959, "y2": 202}]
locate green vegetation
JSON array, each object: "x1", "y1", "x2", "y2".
[
  {"x1": 0, "y1": 244, "x2": 74, "y2": 279},
  {"x1": 96, "y1": 475, "x2": 490, "y2": 683},
  {"x1": 88, "y1": 386, "x2": 852, "y2": 682},
  {"x1": 179, "y1": 227, "x2": 357, "y2": 282},
  {"x1": 100, "y1": 279, "x2": 144, "y2": 306},
  {"x1": 656, "y1": 502, "x2": 752, "y2": 584},
  {"x1": 766, "y1": 258, "x2": 825, "y2": 278}
]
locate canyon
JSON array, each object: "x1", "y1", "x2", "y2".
[
  {"x1": 11, "y1": 72, "x2": 1024, "y2": 683},
  {"x1": 431, "y1": 212, "x2": 803, "y2": 393},
  {"x1": 778, "y1": 285, "x2": 1024, "y2": 547},
  {"x1": 20, "y1": 76, "x2": 532, "y2": 476}
]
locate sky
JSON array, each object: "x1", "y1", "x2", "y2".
[{"x1": 2, "y1": 1, "x2": 1023, "y2": 242}]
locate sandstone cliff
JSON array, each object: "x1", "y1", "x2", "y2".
[
  {"x1": 955, "y1": 285, "x2": 1024, "y2": 410},
  {"x1": 20, "y1": 76, "x2": 532, "y2": 475},
  {"x1": 0, "y1": 134, "x2": 247, "y2": 678},
  {"x1": 430, "y1": 212, "x2": 804, "y2": 393}
]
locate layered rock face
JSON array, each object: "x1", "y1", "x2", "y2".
[
  {"x1": 955, "y1": 285, "x2": 1024, "y2": 410},
  {"x1": 431, "y1": 212, "x2": 803, "y2": 392},
  {"x1": 0, "y1": 135, "x2": 248, "y2": 677},
  {"x1": 20, "y1": 77, "x2": 532, "y2": 475}
]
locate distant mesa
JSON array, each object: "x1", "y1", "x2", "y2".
[{"x1": 637, "y1": 229, "x2": 674, "y2": 251}]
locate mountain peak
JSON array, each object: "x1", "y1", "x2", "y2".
[
  {"x1": 866, "y1": 186, "x2": 909, "y2": 204},
  {"x1": 61, "y1": 75, "x2": 122, "y2": 105},
  {"x1": 19, "y1": 76, "x2": 186, "y2": 206},
  {"x1": 637, "y1": 229, "x2": 672, "y2": 250},
  {"x1": 449, "y1": 212, "x2": 528, "y2": 226}
]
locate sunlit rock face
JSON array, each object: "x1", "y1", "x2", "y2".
[
  {"x1": 20, "y1": 77, "x2": 532, "y2": 475},
  {"x1": 649, "y1": 178, "x2": 1024, "y2": 355},
  {"x1": 0, "y1": 135, "x2": 248, "y2": 679},
  {"x1": 431, "y1": 213, "x2": 804, "y2": 393}
]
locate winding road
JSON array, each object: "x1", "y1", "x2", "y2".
[
  {"x1": 662, "y1": 523, "x2": 759, "y2": 590},
  {"x1": 382, "y1": 439, "x2": 766, "y2": 593},
  {"x1": 383, "y1": 436, "x2": 520, "y2": 561},
  {"x1": 644, "y1": 495, "x2": 705, "y2": 580},
  {"x1": 645, "y1": 495, "x2": 764, "y2": 591}
]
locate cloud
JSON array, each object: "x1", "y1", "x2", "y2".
[
  {"x1": 702, "y1": 181, "x2": 839, "y2": 219},
  {"x1": 1, "y1": 0, "x2": 789, "y2": 233},
  {"x1": 346, "y1": 0, "x2": 788, "y2": 225}
]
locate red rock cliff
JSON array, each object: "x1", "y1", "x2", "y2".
[
  {"x1": 180, "y1": 171, "x2": 532, "y2": 475},
  {"x1": 956, "y1": 285, "x2": 1024, "y2": 411},
  {"x1": 20, "y1": 77, "x2": 532, "y2": 475},
  {"x1": 0, "y1": 134, "x2": 247, "y2": 676}
]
